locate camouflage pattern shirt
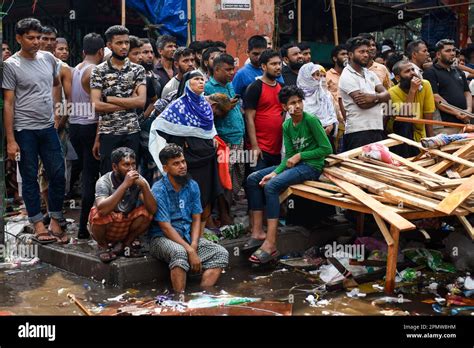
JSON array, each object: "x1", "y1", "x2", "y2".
[{"x1": 90, "y1": 58, "x2": 146, "y2": 135}]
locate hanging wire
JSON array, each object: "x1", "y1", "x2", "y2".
[{"x1": 1, "y1": 0, "x2": 15, "y2": 17}]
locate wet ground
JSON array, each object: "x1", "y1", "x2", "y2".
[{"x1": 0, "y1": 260, "x2": 470, "y2": 316}]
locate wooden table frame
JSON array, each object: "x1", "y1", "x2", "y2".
[{"x1": 280, "y1": 185, "x2": 470, "y2": 294}]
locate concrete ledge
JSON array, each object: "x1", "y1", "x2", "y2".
[{"x1": 37, "y1": 223, "x2": 353, "y2": 288}]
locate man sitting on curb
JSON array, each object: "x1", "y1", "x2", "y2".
[
  {"x1": 149, "y1": 144, "x2": 229, "y2": 293},
  {"x1": 89, "y1": 147, "x2": 156, "y2": 262}
]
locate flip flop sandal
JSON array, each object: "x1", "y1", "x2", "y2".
[
  {"x1": 31, "y1": 232, "x2": 57, "y2": 245},
  {"x1": 249, "y1": 248, "x2": 280, "y2": 264},
  {"x1": 49, "y1": 229, "x2": 69, "y2": 244},
  {"x1": 97, "y1": 249, "x2": 117, "y2": 263},
  {"x1": 242, "y1": 238, "x2": 264, "y2": 251}
]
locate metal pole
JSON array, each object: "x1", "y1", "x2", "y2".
[
  {"x1": 330, "y1": 0, "x2": 339, "y2": 45},
  {"x1": 297, "y1": 0, "x2": 301, "y2": 42},
  {"x1": 121, "y1": 0, "x2": 126, "y2": 26},
  {"x1": 0, "y1": 9, "x2": 5, "y2": 254}
]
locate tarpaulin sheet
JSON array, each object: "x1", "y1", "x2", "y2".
[{"x1": 126, "y1": 0, "x2": 188, "y2": 45}]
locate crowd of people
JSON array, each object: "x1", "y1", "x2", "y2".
[{"x1": 3, "y1": 17, "x2": 474, "y2": 292}]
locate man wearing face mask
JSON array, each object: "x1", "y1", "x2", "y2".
[
  {"x1": 90, "y1": 25, "x2": 147, "y2": 175},
  {"x1": 280, "y1": 43, "x2": 305, "y2": 86},
  {"x1": 424, "y1": 39, "x2": 472, "y2": 135},
  {"x1": 388, "y1": 60, "x2": 435, "y2": 157}
]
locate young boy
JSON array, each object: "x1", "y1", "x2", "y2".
[{"x1": 246, "y1": 85, "x2": 332, "y2": 264}]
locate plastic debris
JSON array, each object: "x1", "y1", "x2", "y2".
[
  {"x1": 372, "y1": 284, "x2": 384, "y2": 291},
  {"x1": 396, "y1": 268, "x2": 420, "y2": 283},
  {"x1": 427, "y1": 282, "x2": 439, "y2": 290},
  {"x1": 435, "y1": 297, "x2": 446, "y2": 305},
  {"x1": 83, "y1": 283, "x2": 91, "y2": 291},
  {"x1": 380, "y1": 309, "x2": 410, "y2": 316},
  {"x1": 187, "y1": 296, "x2": 260, "y2": 309},
  {"x1": 57, "y1": 288, "x2": 67, "y2": 295},
  {"x1": 346, "y1": 288, "x2": 367, "y2": 298},
  {"x1": 371, "y1": 297, "x2": 412, "y2": 305},
  {"x1": 403, "y1": 248, "x2": 456, "y2": 273},
  {"x1": 465, "y1": 276, "x2": 474, "y2": 290}
]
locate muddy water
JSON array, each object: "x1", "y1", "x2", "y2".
[{"x1": 0, "y1": 262, "x2": 466, "y2": 316}]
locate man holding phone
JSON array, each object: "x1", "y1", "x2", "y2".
[{"x1": 205, "y1": 53, "x2": 245, "y2": 225}]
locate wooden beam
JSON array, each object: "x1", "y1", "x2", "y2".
[
  {"x1": 279, "y1": 188, "x2": 293, "y2": 204},
  {"x1": 457, "y1": 216, "x2": 474, "y2": 240},
  {"x1": 326, "y1": 174, "x2": 416, "y2": 232},
  {"x1": 394, "y1": 116, "x2": 465, "y2": 128},
  {"x1": 372, "y1": 213, "x2": 395, "y2": 246},
  {"x1": 385, "y1": 225, "x2": 400, "y2": 294},
  {"x1": 389, "y1": 134, "x2": 474, "y2": 169},
  {"x1": 324, "y1": 167, "x2": 388, "y2": 194},
  {"x1": 302, "y1": 180, "x2": 346, "y2": 193},
  {"x1": 429, "y1": 140, "x2": 474, "y2": 174},
  {"x1": 121, "y1": 0, "x2": 126, "y2": 26},
  {"x1": 389, "y1": 151, "x2": 448, "y2": 181},
  {"x1": 436, "y1": 176, "x2": 474, "y2": 214}
]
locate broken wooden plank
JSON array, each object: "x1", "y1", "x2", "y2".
[
  {"x1": 457, "y1": 216, "x2": 474, "y2": 240},
  {"x1": 429, "y1": 141, "x2": 474, "y2": 174},
  {"x1": 389, "y1": 151, "x2": 448, "y2": 181},
  {"x1": 436, "y1": 176, "x2": 474, "y2": 215},
  {"x1": 324, "y1": 167, "x2": 388, "y2": 194},
  {"x1": 385, "y1": 225, "x2": 400, "y2": 294},
  {"x1": 372, "y1": 213, "x2": 395, "y2": 246},
  {"x1": 279, "y1": 188, "x2": 293, "y2": 204},
  {"x1": 302, "y1": 180, "x2": 346, "y2": 194},
  {"x1": 326, "y1": 174, "x2": 416, "y2": 232},
  {"x1": 389, "y1": 134, "x2": 474, "y2": 169}
]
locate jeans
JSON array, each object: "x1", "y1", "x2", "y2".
[
  {"x1": 99, "y1": 132, "x2": 140, "y2": 175},
  {"x1": 15, "y1": 126, "x2": 65, "y2": 223},
  {"x1": 69, "y1": 123, "x2": 100, "y2": 233},
  {"x1": 246, "y1": 163, "x2": 320, "y2": 219}
]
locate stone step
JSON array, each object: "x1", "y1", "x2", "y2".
[{"x1": 36, "y1": 223, "x2": 353, "y2": 288}]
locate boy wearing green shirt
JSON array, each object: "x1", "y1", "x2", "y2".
[{"x1": 247, "y1": 85, "x2": 332, "y2": 264}]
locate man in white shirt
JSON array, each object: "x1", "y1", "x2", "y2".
[{"x1": 339, "y1": 36, "x2": 391, "y2": 151}]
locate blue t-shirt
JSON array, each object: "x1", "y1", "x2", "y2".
[
  {"x1": 232, "y1": 63, "x2": 284, "y2": 97},
  {"x1": 204, "y1": 77, "x2": 244, "y2": 145},
  {"x1": 149, "y1": 175, "x2": 203, "y2": 242}
]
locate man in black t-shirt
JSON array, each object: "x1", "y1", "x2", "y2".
[{"x1": 424, "y1": 39, "x2": 472, "y2": 135}]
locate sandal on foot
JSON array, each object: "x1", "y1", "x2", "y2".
[
  {"x1": 50, "y1": 229, "x2": 69, "y2": 244},
  {"x1": 31, "y1": 232, "x2": 57, "y2": 245},
  {"x1": 249, "y1": 248, "x2": 280, "y2": 264},
  {"x1": 242, "y1": 238, "x2": 264, "y2": 251},
  {"x1": 97, "y1": 248, "x2": 117, "y2": 263}
]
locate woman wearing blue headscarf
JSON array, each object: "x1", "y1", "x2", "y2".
[{"x1": 149, "y1": 70, "x2": 222, "y2": 233}]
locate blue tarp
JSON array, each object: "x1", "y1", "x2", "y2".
[{"x1": 126, "y1": 0, "x2": 188, "y2": 45}]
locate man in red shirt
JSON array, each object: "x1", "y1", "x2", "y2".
[{"x1": 244, "y1": 50, "x2": 284, "y2": 175}]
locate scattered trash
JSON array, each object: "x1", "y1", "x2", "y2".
[
  {"x1": 83, "y1": 283, "x2": 91, "y2": 291},
  {"x1": 450, "y1": 306, "x2": 474, "y2": 316},
  {"x1": 380, "y1": 309, "x2": 410, "y2": 316},
  {"x1": 354, "y1": 237, "x2": 387, "y2": 253},
  {"x1": 371, "y1": 297, "x2": 412, "y2": 305},
  {"x1": 427, "y1": 282, "x2": 439, "y2": 290},
  {"x1": 446, "y1": 294, "x2": 474, "y2": 306},
  {"x1": 403, "y1": 248, "x2": 456, "y2": 273},
  {"x1": 57, "y1": 288, "x2": 67, "y2": 296},
  {"x1": 186, "y1": 296, "x2": 260, "y2": 309},
  {"x1": 435, "y1": 297, "x2": 446, "y2": 305},
  {"x1": 372, "y1": 284, "x2": 384, "y2": 291},
  {"x1": 346, "y1": 288, "x2": 366, "y2": 298},
  {"x1": 396, "y1": 268, "x2": 420, "y2": 283},
  {"x1": 465, "y1": 276, "x2": 474, "y2": 290}
]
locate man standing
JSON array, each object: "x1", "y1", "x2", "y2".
[
  {"x1": 90, "y1": 25, "x2": 147, "y2": 174},
  {"x1": 244, "y1": 50, "x2": 284, "y2": 172},
  {"x1": 69, "y1": 33, "x2": 105, "y2": 239},
  {"x1": 360, "y1": 33, "x2": 392, "y2": 90},
  {"x1": 406, "y1": 39, "x2": 430, "y2": 78},
  {"x1": 424, "y1": 39, "x2": 472, "y2": 134},
  {"x1": 153, "y1": 35, "x2": 177, "y2": 85},
  {"x1": 54, "y1": 37, "x2": 69, "y2": 62},
  {"x1": 205, "y1": 53, "x2": 245, "y2": 225},
  {"x1": 339, "y1": 37, "x2": 390, "y2": 151},
  {"x1": 232, "y1": 36, "x2": 274, "y2": 97},
  {"x1": 161, "y1": 47, "x2": 195, "y2": 98},
  {"x1": 297, "y1": 42, "x2": 312, "y2": 64},
  {"x1": 40, "y1": 25, "x2": 57, "y2": 53},
  {"x1": 3, "y1": 18, "x2": 65, "y2": 244},
  {"x1": 389, "y1": 60, "x2": 436, "y2": 157},
  {"x1": 150, "y1": 144, "x2": 228, "y2": 293},
  {"x1": 127, "y1": 35, "x2": 143, "y2": 64},
  {"x1": 90, "y1": 147, "x2": 156, "y2": 262},
  {"x1": 280, "y1": 43, "x2": 304, "y2": 86},
  {"x1": 138, "y1": 38, "x2": 163, "y2": 185},
  {"x1": 2, "y1": 42, "x2": 11, "y2": 61}
]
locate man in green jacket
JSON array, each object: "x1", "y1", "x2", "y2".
[{"x1": 246, "y1": 85, "x2": 332, "y2": 264}]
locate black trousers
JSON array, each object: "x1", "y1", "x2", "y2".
[
  {"x1": 69, "y1": 123, "x2": 100, "y2": 233},
  {"x1": 99, "y1": 132, "x2": 140, "y2": 175},
  {"x1": 342, "y1": 130, "x2": 385, "y2": 151}
]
